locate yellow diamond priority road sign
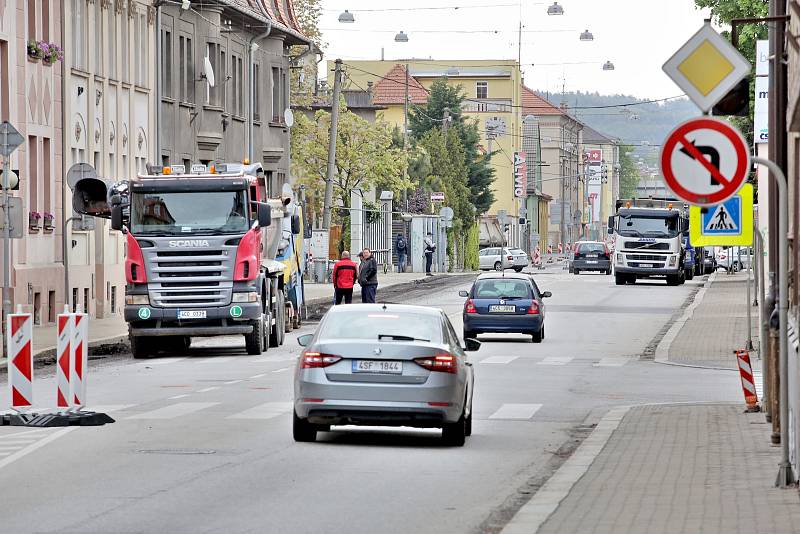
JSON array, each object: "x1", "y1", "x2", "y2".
[{"x1": 663, "y1": 22, "x2": 751, "y2": 112}]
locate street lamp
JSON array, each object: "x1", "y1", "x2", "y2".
[
  {"x1": 602, "y1": 60, "x2": 615, "y2": 71},
  {"x1": 547, "y1": 2, "x2": 564, "y2": 15},
  {"x1": 394, "y1": 31, "x2": 409, "y2": 43},
  {"x1": 338, "y1": 10, "x2": 355, "y2": 23},
  {"x1": 579, "y1": 29, "x2": 594, "y2": 41}
]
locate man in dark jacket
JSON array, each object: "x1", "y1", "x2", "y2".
[
  {"x1": 395, "y1": 233, "x2": 408, "y2": 273},
  {"x1": 332, "y1": 250, "x2": 357, "y2": 304},
  {"x1": 358, "y1": 248, "x2": 378, "y2": 303},
  {"x1": 424, "y1": 232, "x2": 436, "y2": 276}
]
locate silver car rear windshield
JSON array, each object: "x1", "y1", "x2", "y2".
[{"x1": 320, "y1": 310, "x2": 442, "y2": 343}]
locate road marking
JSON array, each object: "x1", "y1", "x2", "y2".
[
  {"x1": 137, "y1": 358, "x2": 187, "y2": 366},
  {"x1": 594, "y1": 357, "x2": 631, "y2": 367},
  {"x1": 249, "y1": 374, "x2": 267, "y2": 379},
  {"x1": 252, "y1": 355, "x2": 297, "y2": 363},
  {"x1": 224, "y1": 380, "x2": 243, "y2": 385},
  {"x1": 0, "y1": 428, "x2": 75, "y2": 473},
  {"x1": 128, "y1": 402, "x2": 219, "y2": 420},
  {"x1": 199, "y1": 357, "x2": 235, "y2": 364},
  {"x1": 489, "y1": 403, "x2": 542, "y2": 420},
  {"x1": 271, "y1": 367, "x2": 290, "y2": 373},
  {"x1": 85, "y1": 404, "x2": 136, "y2": 413},
  {"x1": 227, "y1": 402, "x2": 293, "y2": 420},
  {"x1": 196, "y1": 387, "x2": 220, "y2": 393},
  {"x1": 0, "y1": 429, "x2": 50, "y2": 439},
  {"x1": 537, "y1": 356, "x2": 572, "y2": 366},
  {"x1": 168, "y1": 394, "x2": 191, "y2": 400},
  {"x1": 480, "y1": 356, "x2": 519, "y2": 365}
]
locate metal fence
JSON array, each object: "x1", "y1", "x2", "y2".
[{"x1": 362, "y1": 202, "x2": 392, "y2": 267}]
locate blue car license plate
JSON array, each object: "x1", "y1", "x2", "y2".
[{"x1": 489, "y1": 305, "x2": 515, "y2": 313}]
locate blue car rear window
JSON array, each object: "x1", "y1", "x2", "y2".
[{"x1": 474, "y1": 280, "x2": 530, "y2": 299}]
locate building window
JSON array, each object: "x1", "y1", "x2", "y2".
[
  {"x1": 271, "y1": 66, "x2": 280, "y2": 122},
  {"x1": 232, "y1": 54, "x2": 244, "y2": 116},
  {"x1": 120, "y1": 12, "x2": 128, "y2": 82},
  {"x1": 108, "y1": 8, "x2": 117, "y2": 79},
  {"x1": 476, "y1": 81, "x2": 488, "y2": 99},
  {"x1": 94, "y1": 1, "x2": 103, "y2": 75},
  {"x1": 253, "y1": 63, "x2": 260, "y2": 121},
  {"x1": 72, "y1": 0, "x2": 88, "y2": 70},
  {"x1": 220, "y1": 49, "x2": 226, "y2": 108},
  {"x1": 28, "y1": 136, "x2": 38, "y2": 212},
  {"x1": 27, "y1": 0, "x2": 36, "y2": 40},
  {"x1": 207, "y1": 43, "x2": 222, "y2": 106},
  {"x1": 282, "y1": 70, "x2": 287, "y2": 115},
  {"x1": 43, "y1": 137, "x2": 51, "y2": 214},
  {"x1": 135, "y1": 12, "x2": 148, "y2": 86},
  {"x1": 42, "y1": 0, "x2": 50, "y2": 41},
  {"x1": 179, "y1": 35, "x2": 194, "y2": 103},
  {"x1": 161, "y1": 29, "x2": 172, "y2": 98}
]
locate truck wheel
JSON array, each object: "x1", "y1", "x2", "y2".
[
  {"x1": 270, "y1": 291, "x2": 285, "y2": 347},
  {"x1": 244, "y1": 314, "x2": 266, "y2": 355},
  {"x1": 130, "y1": 336, "x2": 152, "y2": 359},
  {"x1": 666, "y1": 275, "x2": 680, "y2": 286},
  {"x1": 285, "y1": 304, "x2": 294, "y2": 333},
  {"x1": 615, "y1": 273, "x2": 626, "y2": 285}
]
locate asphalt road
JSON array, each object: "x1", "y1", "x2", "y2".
[{"x1": 0, "y1": 272, "x2": 740, "y2": 534}]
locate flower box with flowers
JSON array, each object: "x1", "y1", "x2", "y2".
[
  {"x1": 27, "y1": 40, "x2": 64, "y2": 65},
  {"x1": 43, "y1": 212, "x2": 55, "y2": 232},
  {"x1": 29, "y1": 211, "x2": 42, "y2": 232}
]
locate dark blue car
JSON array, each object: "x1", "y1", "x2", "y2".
[{"x1": 459, "y1": 272, "x2": 550, "y2": 343}]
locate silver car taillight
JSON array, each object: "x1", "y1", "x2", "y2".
[{"x1": 414, "y1": 353, "x2": 457, "y2": 374}]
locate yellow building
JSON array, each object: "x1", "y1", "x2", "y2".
[{"x1": 334, "y1": 60, "x2": 526, "y2": 239}]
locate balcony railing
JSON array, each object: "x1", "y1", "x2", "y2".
[{"x1": 462, "y1": 99, "x2": 513, "y2": 113}]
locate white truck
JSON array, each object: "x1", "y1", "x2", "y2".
[{"x1": 607, "y1": 198, "x2": 690, "y2": 286}]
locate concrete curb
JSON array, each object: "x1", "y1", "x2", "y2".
[
  {"x1": 653, "y1": 271, "x2": 720, "y2": 367},
  {"x1": 500, "y1": 405, "x2": 632, "y2": 534},
  {"x1": 0, "y1": 333, "x2": 130, "y2": 369}
]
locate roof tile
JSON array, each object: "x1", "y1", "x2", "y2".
[{"x1": 372, "y1": 64, "x2": 429, "y2": 106}]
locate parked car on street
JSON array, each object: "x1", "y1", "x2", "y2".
[
  {"x1": 703, "y1": 249, "x2": 717, "y2": 274},
  {"x1": 460, "y1": 272, "x2": 550, "y2": 342},
  {"x1": 715, "y1": 246, "x2": 752, "y2": 272},
  {"x1": 479, "y1": 247, "x2": 528, "y2": 272},
  {"x1": 571, "y1": 241, "x2": 612, "y2": 275},
  {"x1": 294, "y1": 304, "x2": 478, "y2": 446}
]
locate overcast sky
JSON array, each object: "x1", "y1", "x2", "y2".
[{"x1": 319, "y1": 0, "x2": 714, "y2": 99}]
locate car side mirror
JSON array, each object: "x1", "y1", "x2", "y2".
[
  {"x1": 607, "y1": 215, "x2": 614, "y2": 234},
  {"x1": 257, "y1": 203, "x2": 272, "y2": 228},
  {"x1": 297, "y1": 334, "x2": 313, "y2": 347},
  {"x1": 542, "y1": 291, "x2": 552, "y2": 298},
  {"x1": 111, "y1": 205, "x2": 124, "y2": 231},
  {"x1": 291, "y1": 214, "x2": 301, "y2": 235},
  {"x1": 464, "y1": 338, "x2": 481, "y2": 352},
  {"x1": 458, "y1": 290, "x2": 469, "y2": 297}
]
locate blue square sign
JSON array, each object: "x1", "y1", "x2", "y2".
[{"x1": 701, "y1": 195, "x2": 741, "y2": 235}]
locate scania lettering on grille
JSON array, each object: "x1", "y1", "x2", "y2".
[{"x1": 168, "y1": 240, "x2": 211, "y2": 248}]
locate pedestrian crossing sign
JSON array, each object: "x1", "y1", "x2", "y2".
[{"x1": 689, "y1": 183, "x2": 753, "y2": 246}]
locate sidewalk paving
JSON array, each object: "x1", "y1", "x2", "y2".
[
  {"x1": 667, "y1": 271, "x2": 761, "y2": 368},
  {"x1": 535, "y1": 404, "x2": 800, "y2": 534}
]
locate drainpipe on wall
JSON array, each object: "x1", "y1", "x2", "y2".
[
  {"x1": 155, "y1": 5, "x2": 161, "y2": 159},
  {"x1": 247, "y1": 15, "x2": 272, "y2": 162}
]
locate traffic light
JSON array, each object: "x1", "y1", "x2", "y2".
[
  {"x1": 72, "y1": 176, "x2": 111, "y2": 218},
  {"x1": 711, "y1": 77, "x2": 750, "y2": 117}
]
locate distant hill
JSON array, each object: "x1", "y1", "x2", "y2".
[{"x1": 535, "y1": 91, "x2": 700, "y2": 147}]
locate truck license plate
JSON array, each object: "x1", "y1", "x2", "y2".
[
  {"x1": 639, "y1": 263, "x2": 653, "y2": 268},
  {"x1": 178, "y1": 310, "x2": 206, "y2": 319}
]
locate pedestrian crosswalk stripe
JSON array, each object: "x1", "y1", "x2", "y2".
[
  {"x1": 227, "y1": 402, "x2": 292, "y2": 420},
  {"x1": 137, "y1": 358, "x2": 187, "y2": 366},
  {"x1": 84, "y1": 404, "x2": 136, "y2": 413},
  {"x1": 489, "y1": 403, "x2": 542, "y2": 420},
  {"x1": 196, "y1": 387, "x2": 220, "y2": 393},
  {"x1": 538, "y1": 356, "x2": 572, "y2": 366},
  {"x1": 480, "y1": 356, "x2": 519, "y2": 365},
  {"x1": 253, "y1": 355, "x2": 297, "y2": 363},
  {"x1": 127, "y1": 402, "x2": 219, "y2": 420},
  {"x1": 594, "y1": 357, "x2": 632, "y2": 367}
]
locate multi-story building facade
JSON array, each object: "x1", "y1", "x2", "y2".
[
  {"x1": 0, "y1": 1, "x2": 64, "y2": 325},
  {"x1": 581, "y1": 125, "x2": 619, "y2": 241},
  {"x1": 342, "y1": 59, "x2": 527, "y2": 246},
  {"x1": 521, "y1": 86, "x2": 583, "y2": 247},
  {"x1": 157, "y1": 0, "x2": 308, "y2": 197},
  {"x1": 63, "y1": 0, "x2": 156, "y2": 318}
]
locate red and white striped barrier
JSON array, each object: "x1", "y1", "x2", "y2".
[
  {"x1": 70, "y1": 312, "x2": 88, "y2": 409},
  {"x1": 7, "y1": 312, "x2": 33, "y2": 411},
  {"x1": 533, "y1": 247, "x2": 541, "y2": 266},
  {"x1": 546, "y1": 245, "x2": 552, "y2": 254},
  {"x1": 736, "y1": 350, "x2": 759, "y2": 410},
  {"x1": 56, "y1": 311, "x2": 72, "y2": 410},
  {"x1": 558, "y1": 243, "x2": 563, "y2": 254}
]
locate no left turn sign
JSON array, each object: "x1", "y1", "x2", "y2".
[{"x1": 660, "y1": 117, "x2": 750, "y2": 206}]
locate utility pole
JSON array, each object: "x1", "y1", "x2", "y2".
[
  {"x1": 403, "y1": 63, "x2": 410, "y2": 208},
  {"x1": 442, "y1": 107, "x2": 451, "y2": 137},
  {"x1": 559, "y1": 163, "x2": 565, "y2": 246},
  {"x1": 322, "y1": 59, "x2": 343, "y2": 230},
  {"x1": 2, "y1": 132, "x2": 11, "y2": 324}
]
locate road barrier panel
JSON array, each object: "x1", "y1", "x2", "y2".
[
  {"x1": 56, "y1": 307, "x2": 72, "y2": 411},
  {"x1": 7, "y1": 311, "x2": 33, "y2": 411},
  {"x1": 736, "y1": 349, "x2": 760, "y2": 412},
  {"x1": 70, "y1": 312, "x2": 88, "y2": 410}
]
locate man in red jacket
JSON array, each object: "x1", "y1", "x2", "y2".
[{"x1": 332, "y1": 250, "x2": 357, "y2": 305}]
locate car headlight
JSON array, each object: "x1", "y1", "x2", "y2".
[
  {"x1": 232, "y1": 292, "x2": 259, "y2": 303},
  {"x1": 125, "y1": 294, "x2": 149, "y2": 305},
  {"x1": 669, "y1": 255, "x2": 678, "y2": 266},
  {"x1": 616, "y1": 253, "x2": 623, "y2": 265}
]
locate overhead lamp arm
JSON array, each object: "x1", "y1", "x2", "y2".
[{"x1": 729, "y1": 15, "x2": 790, "y2": 49}]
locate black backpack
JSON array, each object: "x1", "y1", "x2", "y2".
[{"x1": 397, "y1": 236, "x2": 406, "y2": 251}]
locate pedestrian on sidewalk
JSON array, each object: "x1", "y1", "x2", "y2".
[
  {"x1": 358, "y1": 248, "x2": 378, "y2": 303},
  {"x1": 395, "y1": 233, "x2": 408, "y2": 273},
  {"x1": 332, "y1": 250, "x2": 357, "y2": 305},
  {"x1": 424, "y1": 232, "x2": 436, "y2": 276}
]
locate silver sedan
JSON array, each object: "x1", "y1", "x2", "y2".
[{"x1": 294, "y1": 304, "x2": 478, "y2": 446}]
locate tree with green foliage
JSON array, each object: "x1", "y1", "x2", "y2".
[
  {"x1": 410, "y1": 79, "x2": 495, "y2": 215},
  {"x1": 618, "y1": 145, "x2": 641, "y2": 199},
  {"x1": 694, "y1": 0, "x2": 768, "y2": 145},
  {"x1": 291, "y1": 109, "x2": 411, "y2": 221}
]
